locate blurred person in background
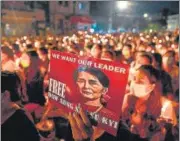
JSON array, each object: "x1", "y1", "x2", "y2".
[
  {"x1": 129, "y1": 52, "x2": 153, "y2": 81},
  {"x1": 1, "y1": 71, "x2": 40, "y2": 141},
  {"x1": 37, "y1": 47, "x2": 49, "y2": 77},
  {"x1": 152, "y1": 53, "x2": 174, "y2": 99},
  {"x1": 122, "y1": 65, "x2": 177, "y2": 141},
  {"x1": 11, "y1": 43, "x2": 24, "y2": 70},
  {"x1": 137, "y1": 43, "x2": 147, "y2": 52},
  {"x1": 25, "y1": 48, "x2": 46, "y2": 106},
  {"x1": 162, "y1": 51, "x2": 179, "y2": 101},
  {"x1": 158, "y1": 45, "x2": 168, "y2": 56},
  {"x1": 90, "y1": 44, "x2": 102, "y2": 59},
  {"x1": 135, "y1": 53, "x2": 153, "y2": 68},
  {"x1": 121, "y1": 44, "x2": 134, "y2": 64},
  {"x1": 1, "y1": 46, "x2": 17, "y2": 72},
  {"x1": 12, "y1": 43, "x2": 22, "y2": 59},
  {"x1": 171, "y1": 42, "x2": 179, "y2": 66},
  {"x1": 126, "y1": 52, "x2": 153, "y2": 93},
  {"x1": 100, "y1": 49, "x2": 116, "y2": 61}
]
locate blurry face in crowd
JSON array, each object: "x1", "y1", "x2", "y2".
[
  {"x1": 1, "y1": 52, "x2": 9, "y2": 62},
  {"x1": 90, "y1": 45, "x2": 101, "y2": 58},
  {"x1": 146, "y1": 46, "x2": 153, "y2": 52},
  {"x1": 100, "y1": 51, "x2": 114, "y2": 61},
  {"x1": 131, "y1": 70, "x2": 155, "y2": 99},
  {"x1": 162, "y1": 56, "x2": 174, "y2": 68},
  {"x1": 135, "y1": 56, "x2": 151, "y2": 69},
  {"x1": 138, "y1": 56, "x2": 151, "y2": 66},
  {"x1": 122, "y1": 46, "x2": 131, "y2": 59},
  {"x1": 76, "y1": 71, "x2": 107, "y2": 103}
]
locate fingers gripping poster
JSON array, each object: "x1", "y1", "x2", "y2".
[{"x1": 48, "y1": 50, "x2": 130, "y2": 136}]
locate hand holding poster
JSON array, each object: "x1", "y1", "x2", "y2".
[{"x1": 48, "y1": 50, "x2": 130, "y2": 136}]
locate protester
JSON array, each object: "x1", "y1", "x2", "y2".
[
  {"x1": 152, "y1": 53, "x2": 174, "y2": 98},
  {"x1": 37, "y1": 47, "x2": 49, "y2": 76},
  {"x1": 100, "y1": 49, "x2": 116, "y2": 61},
  {"x1": 1, "y1": 71, "x2": 40, "y2": 141},
  {"x1": 162, "y1": 51, "x2": 179, "y2": 100},
  {"x1": 121, "y1": 44, "x2": 134, "y2": 64},
  {"x1": 1, "y1": 46, "x2": 17, "y2": 72},
  {"x1": 122, "y1": 65, "x2": 177, "y2": 141},
  {"x1": 90, "y1": 44, "x2": 102, "y2": 59},
  {"x1": 25, "y1": 49, "x2": 46, "y2": 106}
]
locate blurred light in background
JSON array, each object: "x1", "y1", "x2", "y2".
[
  {"x1": 117, "y1": 1, "x2": 129, "y2": 10},
  {"x1": 143, "y1": 13, "x2": 148, "y2": 18},
  {"x1": 90, "y1": 28, "x2": 95, "y2": 33}
]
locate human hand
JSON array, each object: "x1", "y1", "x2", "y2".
[{"x1": 68, "y1": 108, "x2": 93, "y2": 141}]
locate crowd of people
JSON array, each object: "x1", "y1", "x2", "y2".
[{"x1": 1, "y1": 28, "x2": 179, "y2": 141}]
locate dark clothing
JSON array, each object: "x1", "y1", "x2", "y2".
[
  {"x1": 55, "y1": 117, "x2": 148, "y2": 141},
  {"x1": 2, "y1": 109, "x2": 40, "y2": 141},
  {"x1": 26, "y1": 71, "x2": 46, "y2": 106},
  {"x1": 53, "y1": 117, "x2": 70, "y2": 139},
  {"x1": 96, "y1": 121, "x2": 148, "y2": 141},
  {"x1": 160, "y1": 70, "x2": 174, "y2": 96}
]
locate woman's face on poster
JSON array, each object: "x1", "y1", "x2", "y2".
[{"x1": 76, "y1": 71, "x2": 106, "y2": 101}]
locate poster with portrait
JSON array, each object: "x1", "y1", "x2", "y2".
[{"x1": 48, "y1": 50, "x2": 130, "y2": 136}]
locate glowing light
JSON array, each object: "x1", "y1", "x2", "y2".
[
  {"x1": 166, "y1": 36, "x2": 169, "y2": 41},
  {"x1": 23, "y1": 43, "x2": 26, "y2": 47},
  {"x1": 90, "y1": 28, "x2": 94, "y2": 33},
  {"x1": 159, "y1": 40, "x2": 162, "y2": 43},
  {"x1": 140, "y1": 33, "x2": 143, "y2": 36},
  {"x1": 23, "y1": 36, "x2": 27, "y2": 40},
  {"x1": 143, "y1": 13, "x2": 148, "y2": 18},
  {"x1": 128, "y1": 37, "x2": 132, "y2": 40},
  {"x1": 117, "y1": 1, "x2": 129, "y2": 10},
  {"x1": 146, "y1": 35, "x2": 150, "y2": 38}
]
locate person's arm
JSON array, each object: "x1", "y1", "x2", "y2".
[
  {"x1": 121, "y1": 93, "x2": 132, "y2": 120},
  {"x1": 155, "y1": 98, "x2": 178, "y2": 141}
]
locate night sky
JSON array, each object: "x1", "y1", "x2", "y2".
[
  {"x1": 90, "y1": 1, "x2": 179, "y2": 17},
  {"x1": 131, "y1": 1, "x2": 179, "y2": 15}
]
